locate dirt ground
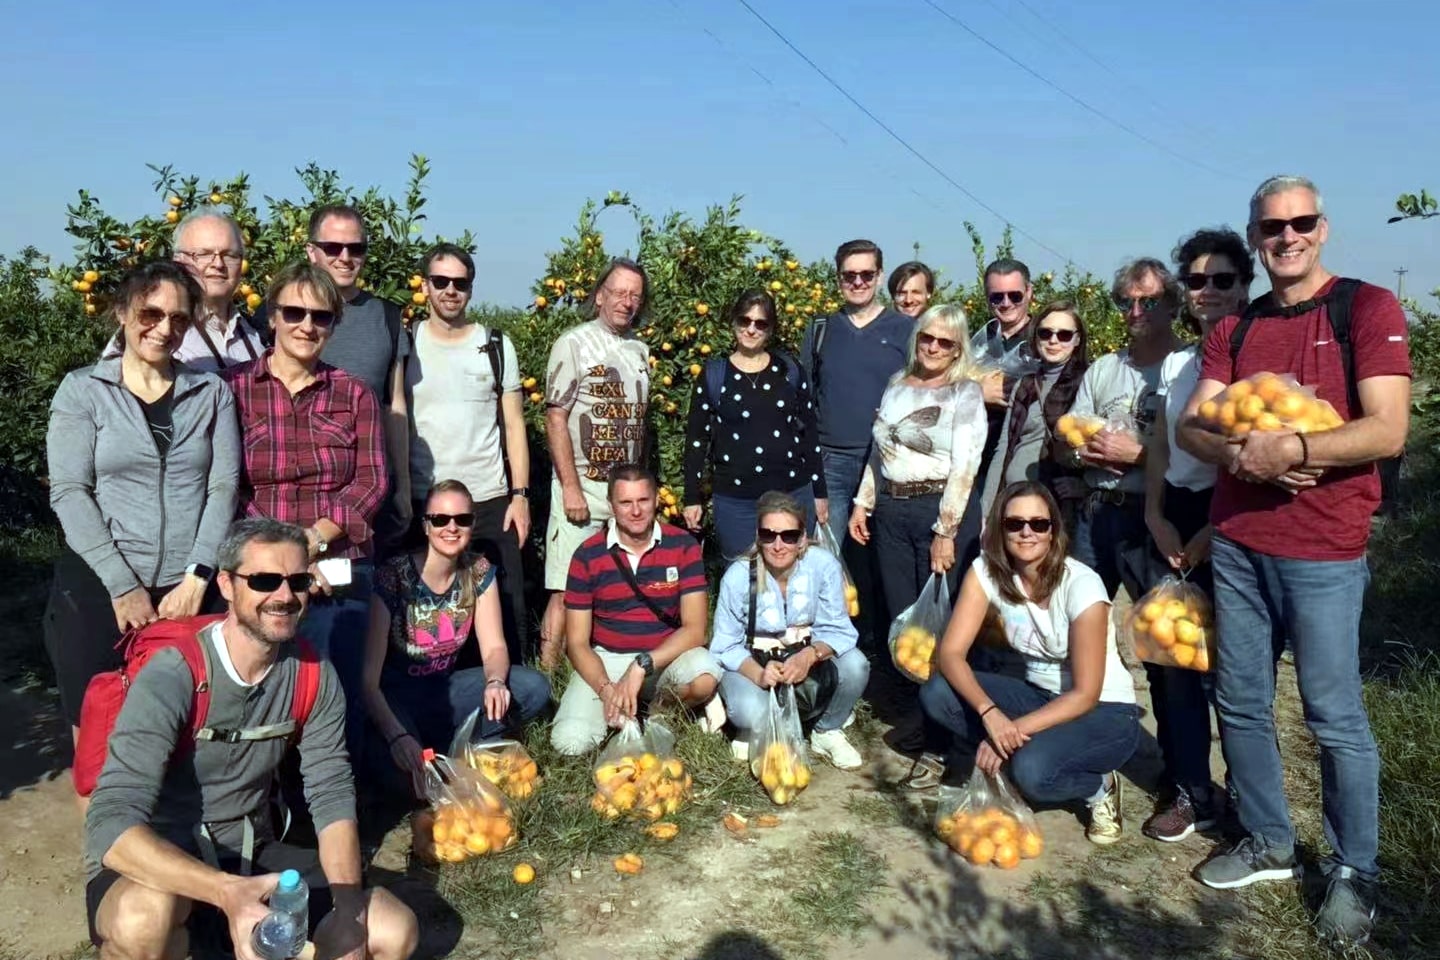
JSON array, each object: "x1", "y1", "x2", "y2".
[{"x1": 0, "y1": 608, "x2": 1279, "y2": 960}]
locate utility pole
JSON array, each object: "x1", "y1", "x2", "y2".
[{"x1": 1395, "y1": 267, "x2": 1407, "y2": 300}]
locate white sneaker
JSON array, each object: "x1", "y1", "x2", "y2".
[
  {"x1": 699, "y1": 696, "x2": 728, "y2": 734},
  {"x1": 809, "y1": 728, "x2": 863, "y2": 771},
  {"x1": 842, "y1": 710, "x2": 856, "y2": 729},
  {"x1": 730, "y1": 739, "x2": 750, "y2": 763}
]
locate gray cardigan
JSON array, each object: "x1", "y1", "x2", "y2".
[{"x1": 47, "y1": 357, "x2": 240, "y2": 598}]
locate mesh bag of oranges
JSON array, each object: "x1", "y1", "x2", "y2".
[
  {"x1": 1194, "y1": 372, "x2": 1343, "y2": 438},
  {"x1": 812, "y1": 521, "x2": 860, "y2": 617},
  {"x1": 934, "y1": 769, "x2": 1043, "y2": 870},
  {"x1": 412, "y1": 748, "x2": 518, "y2": 864},
  {"x1": 888, "y1": 572, "x2": 951, "y2": 683},
  {"x1": 749, "y1": 685, "x2": 813, "y2": 805},
  {"x1": 1125, "y1": 576, "x2": 1214, "y2": 672},
  {"x1": 590, "y1": 719, "x2": 693, "y2": 822},
  {"x1": 449, "y1": 709, "x2": 542, "y2": 801}
]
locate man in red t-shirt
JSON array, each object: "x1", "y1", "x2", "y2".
[{"x1": 1176, "y1": 175, "x2": 1411, "y2": 944}]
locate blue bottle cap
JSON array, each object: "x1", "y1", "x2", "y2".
[{"x1": 278, "y1": 869, "x2": 301, "y2": 891}]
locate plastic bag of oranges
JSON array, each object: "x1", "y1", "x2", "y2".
[
  {"x1": 449, "y1": 709, "x2": 542, "y2": 801},
  {"x1": 749, "y1": 685, "x2": 813, "y2": 806},
  {"x1": 934, "y1": 769, "x2": 1043, "y2": 870},
  {"x1": 412, "y1": 748, "x2": 518, "y2": 864},
  {"x1": 888, "y1": 572, "x2": 950, "y2": 683},
  {"x1": 1055, "y1": 413, "x2": 1107, "y2": 449},
  {"x1": 812, "y1": 521, "x2": 860, "y2": 617},
  {"x1": 590, "y1": 719, "x2": 693, "y2": 822},
  {"x1": 1126, "y1": 576, "x2": 1214, "y2": 672},
  {"x1": 1195, "y1": 372, "x2": 1344, "y2": 438}
]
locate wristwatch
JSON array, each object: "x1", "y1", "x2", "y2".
[
  {"x1": 186, "y1": 563, "x2": 215, "y2": 582},
  {"x1": 308, "y1": 528, "x2": 329, "y2": 556},
  {"x1": 509, "y1": 486, "x2": 531, "y2": 498},
  {"x1": 633, "y1": 652, "x2": 655, "y2": 677}
]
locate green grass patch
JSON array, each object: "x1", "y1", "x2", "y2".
[{"x1": 753, "y1": 830, "x2": 889, "y2": 960}]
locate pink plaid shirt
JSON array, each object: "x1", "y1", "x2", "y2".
[{"x1": 226, "y1": 353, "x2": 387, "y2": 558}]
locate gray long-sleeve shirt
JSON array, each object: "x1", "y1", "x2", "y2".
[
  {"x1": 84, "y1": 620, "x2": 356, "y2": 879},
  {"x1": 47, "y1": 357, "x2": 240, "y2": 597}
]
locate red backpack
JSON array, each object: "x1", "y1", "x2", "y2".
[{"x1": 73, "y1": 615, "x2": 322, "y2": 798}]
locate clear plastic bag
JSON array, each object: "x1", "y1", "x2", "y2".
[
  {"x1": 969, "y1": 326, "x2": 1042, "y2": 381},
  {"x1": 412, "y1": 748, "x2": 516, "y2": 864},
  {"x1": 1195, "y1": 372, "x2": 1343, "y2": 438},
  {"x1": 1126, "y1": 575, "x2": 1215, "y2": 672},
  {"x1": 811, "y1": 521, "x2": 859, "y2": 617},
  {"x1": 888, "y1": 572, "x2": 951, "y2": 682},
  {"x1": 590, "y1": 719, "x2": 692, "y2": 822},
  {"x1": 1055, "y1": 413, "x2": 1107, "y2": 449},
  {"x1": 449, "y1": 708, "x2": 542, "y2": 800},
  {"x1": 749, "y1": 685, "x2": 813, "y2": 805},
  {"x1": 934, "y1": 769, "x2": 1043, "y2": 869}
]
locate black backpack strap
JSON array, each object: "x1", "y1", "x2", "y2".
[
  {"x1": 1323, "y1": 279, "x2": 1363, "y2": 413},
  {"x1": 747, "y1": 555, "x2": 759, "y2": 643},
  {"x1": 482, "y1": 327, "x2": 513, "y2": 489},
  {"x1": 608, "y1": 545, "x2": 681, "y2": 631},
  {"x1": 809, "y1": 316, "x2": 829, "y2": 401},
  {"x1": 381, "y1": 300, "x2": 409, "y2": 406}
]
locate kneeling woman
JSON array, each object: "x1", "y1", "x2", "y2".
[
  {"x1": 363, "y1": 480, "x2": 551, "y2": 797},
  {"x1": 919, "y1": 481, "x2": 1140, "y2": 844},
  {"x1": 710, "y1": 491, "x2": 870, "y2": 770}
]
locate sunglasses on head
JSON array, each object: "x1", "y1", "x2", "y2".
[
  {"x1": 917, "y1": 332, "x2": 957, "y2": 351},
  {"x1": 309, "y1": 241, "x2": 368, "y2": 259},
  {"x1": 840, "y1": 270, "x2": 877, "y2": 286},
  {"x1": 1001, "y1": 516, "x2": 1053, "y2": 535},
  {"x1": 988, "y1": 290, "x2": 1026, "y2": 306},
  {"x1": 425, "y1": 512, "x2": 475, "y2": 528},
  {"x1": 735, "y1": 316, "x2": 771, "y2": 332},
  {"x1": 757, "y1": 527, "x2": 803, "y2": 545},
  {"x1": 1036, "y1": 327, "x2": 1077, "y2": 343},
  {"x1": 230, "y1": 571, "x2": 315, "y2": 593},
  {"x1": 1114, "y1": 295, "x2": 1164, "y2": 314},
  {"x1": 277, "y1": 305, "x2": 337, "y2": 328},
  {"x1": 134, "y1": 306, "x2": 191, "y2": 327},
  {"x1": 1181, "y1": 272, "x2": 1238, "y2": 291},
  {"x1": 427, "y1": 275, "x2": 472, "y2": 292},
  {"x1": 1256, "y1": 215, "x2": 1322, "y2": 239}
]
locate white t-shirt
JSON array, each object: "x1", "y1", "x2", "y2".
[
  {"x1": 1158, "y1": 346, "x2": 1216, "y2": 492},
  {"x1": 407, "y1": 321, "x2": 521, "y2": 502},
  {"x1": 972, "y1": 556, "x2": 1136, "y2": 705}
]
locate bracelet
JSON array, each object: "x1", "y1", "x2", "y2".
[
  {"x1": 1296, "y1": 432, "x2": 1310, "y2": 469},
  {"x1": 978, "y1": 703, "x2": 999, "y2": 719},
  {"x1": 387, "y1": 731, "x2": 412, "y2": 748},
  {"x1": 486, "y1": 678, "x2": 507, "y2": 688}
]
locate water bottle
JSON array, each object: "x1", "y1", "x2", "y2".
[{"x1": 251, "y1": 869, "x2": 309, "y2": 960}]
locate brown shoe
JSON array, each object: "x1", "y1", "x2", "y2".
[{"x1": 1142, "y1": 789, "x2": 1217, "y2": 843}]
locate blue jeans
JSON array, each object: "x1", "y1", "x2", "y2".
[
  {"x1": 712, "y1": 486, "x2": 816, "y2": 561},
  {"x1": 720, "y1": 647, "x2": 870, "y2": 736},
  {"x1": 1210, "y1": 534, "x2": 1378, "y2": 880},
  {"x1": 1070, "y1": 497, "x2": 1149, "y2": 601},
  {"x1": 919, "y1": 670, "x2": 1141, "y2": 805},
  {"x1": 298, "y1": 561, "x2": 374, "y2": 760},
  {"x1": 820, "y1": 446, "x2": 867, "y2": 544}
]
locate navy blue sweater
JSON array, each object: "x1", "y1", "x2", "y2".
[{"x1": 799, "y1": 308, "x2": 914, "y2": 450}]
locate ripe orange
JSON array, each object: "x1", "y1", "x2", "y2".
[
  {"x1": 1227, "y1": 380, "x2": 1254, "y2": 400},
  {"x1": 513, "y1": 863, "x2": 536, "y2": 884},
  {"x1": 1272, "y1": 392, "x2": 1306, "y2": 419},
  {"x1": 994, "y1": 842, "x2": 1021, "y2": 869},
  {"x1": 1149, "y1": 617, "x2": 1176, "y2": 648},
  {"x1": 1255, "y1": 375, "x2": 1287, "y2": 404},
  {"x1": 1218, "y1": 401, "x2": 1238, "y2": 430},
  {"x1": 1254, "y1": 412, "x2": 1283, "y2": 432},
  {"x1": 1191, "y1": 646, "x2": 1211, "y2": 672},
  {"x1": 1198, "y1": 400, "x2": 1219, "y2": 422},
  {"x1": 1170, "y1": 644, "x2": 1197, "y2": 668},
  {"x1": 1237, "y1": 395, "x2": 1266, "y2": 422},
  {"x1": 968, "y1": 837, "x2": 996, "y2": 866},
  {"x1": 1019, "y1": 829, "x2": 1043, "y2": 859}
]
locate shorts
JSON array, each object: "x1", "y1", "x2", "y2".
[
  {"x1": 86, "y1": 841, "x2": 332, "y2": 948},
  {"x1": 543, "y1": 476, "x2": 611, "y2": 590}
]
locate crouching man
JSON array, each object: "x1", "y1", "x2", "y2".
[{"x1": 85, "y1": 518, "x2": 417, "y2": 960}]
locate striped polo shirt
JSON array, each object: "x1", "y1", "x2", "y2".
[{"x1": 565, "y1": 520, "x2": 706, "y2": 652}]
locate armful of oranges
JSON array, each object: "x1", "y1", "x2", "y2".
[{"x1": 1194, "y1": 372, "x2": 1343, "y2": 438}]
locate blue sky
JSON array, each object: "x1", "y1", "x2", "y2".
[{"x1": 3, "y1": 0, "x2": 1437, "y2": 307}]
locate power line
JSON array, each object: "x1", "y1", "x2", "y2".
[
  {"x1": 921, "y1": 0, "x2": 1242, "y2": 182},
  {"x1": 733, "y1": 0, "x2": 1076, "y2": 265}
]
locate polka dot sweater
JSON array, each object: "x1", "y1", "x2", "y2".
[{"x1": 683, "y1": 354, "x2": 828, "y2": 505}]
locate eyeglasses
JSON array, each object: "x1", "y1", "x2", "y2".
[
  {"x1": 425, "y1": 512, "x2": 475, "y2": 528},
  {"x1": 917, "y1": 332, "x2": 957, "y2": 351},
  {"x1": 757, "y1": 527, "x2": 804, "y2": 545},
  {"x1": 1001, "y1": 516, "x2": 1053, "y2": 535},
  {"x1": 176, "y1": 249, "x2": 243, "y2": 266},
  {"x1": 230, "y1": 571, "x2": 315, "y2": 593},
  {"x1": 309, "y1": 241, "x2": 368, "y2": 259},
  {"x1": 735, "y1": 316, "x2": 771, "y2": 332},
  {"x1": 602, "y1": 288, "x2": 643, "y2": 304},
  {"x1": 1114, "y1": 295, "x2": 1164, "y2": 314},
  {"x1": 1036, "y1": 327, "x2": 1077, "y2": 343},
  {"x1": 988, "y1": 290, "x2": 1026, "y2": 306},
  {"x1": 427, "y1": 275, "x2": 472, "y2": 292},
  {"x1": 1255, "y1": 215, "x2": 1322, "y2": 239},
  {"x1": 134, "y1": 306, "x2": 192, "y2": 327},
  {"x1": 1181, "y1": 272, "x2": 1238, "y2": 291},
  {"x1": 840, "y1": 270, "x2": 878, "y2": 287},
  {"x1": 277, "y1": 305, "x2": 337, "y2": 328}
]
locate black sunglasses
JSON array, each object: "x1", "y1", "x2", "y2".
[
  {"x1": 1114, "y1": 295, "x2": 1164, "y2": 314},
  {"x1": 735, "y1": 316, "x2": 771, "y2": 332},
  {"x1": 425, "y1": 512, "x2": 475, "y2": 528},
  {"x1": 1181, "y1": 272, "x2": 1238, "y2": 291},
  {"x1": 1256, "y1": 215, "x2": 1322, "y2": 239},
  {"x1": 988, "y1": 290, "x2": 1026, "y2": 306},
  {"x1": 917, "y1": 332, "x2": 957, "y2": 351},
  {"x1": 757, "y1": 527, "x2": 804, "y2": 545},
  {"x1": 230, "y1": 571, "x2": 315, "y2": 593},
  {"x1": 134, "y1": 306, "x2": 192, "y2": 327},
  {"x1": 309, "y1": 241, "x2": 368, "y2": 258},
  {"x1": 277, "y1": 305, "x2": 337, "y2": 328},
  {"x1": 1001, "y1": 516, "x2": 1053, "y2": 535},
  {"x1": 428, "y1": 275, "x2": 472, "y2": 292},
  {"x1": 840, "y1": 270, "x2": 878, "y2": 286},
  {"x1": 1036, "y1": 327, "x2": 1077, "y2": 343}
]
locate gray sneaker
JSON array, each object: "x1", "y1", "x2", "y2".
[
  {"x1": 1314, "y1": 867, "x2": 1375, "y2": 946},
  {"x1": 1194, "y1": 836, "x2": 1300, "y2": 890}
]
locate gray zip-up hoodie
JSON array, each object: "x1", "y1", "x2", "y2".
[{"x1": 47, "y1": 357, "x2": 240, "y2": 597}]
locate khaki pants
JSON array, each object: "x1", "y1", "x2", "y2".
[{"x1": 550, "y1": 646, "x2": 722, "y2": 755}]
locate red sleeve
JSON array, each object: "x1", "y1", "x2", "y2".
[
  {"x1": 327, "y1": 378, "x2": 388, "y2": 547},
  {"x1": 565, "y1": 552, "x2": 594, "y2": 611},
  {"x1": 1198, "y1": 315, "x2": 1240, "y2": 386},
  {"x1": 1349, "y1": 284, "x2": 1412, "y2": 381},
  {"x1": 677, "y1": 535, "x2": 706, "y2": 596}
]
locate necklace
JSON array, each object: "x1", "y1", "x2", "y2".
[{"x1": 730, "y1": 351, "x2": 770, "y2": 389}]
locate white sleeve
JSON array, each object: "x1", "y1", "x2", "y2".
[
  {"x1": 1062, "y1": 560, "x2": 1111, "y2": 623},
  {"x1": 500, "y1": 332, "x2": 522, "y2": 393},
  {"x1": 970, "y1": 556, "x2": 998, "y2": 603}
]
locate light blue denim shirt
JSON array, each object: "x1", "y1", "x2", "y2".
[{"x1": 709, "y1": 547, "x2": 859, "y2": 673}]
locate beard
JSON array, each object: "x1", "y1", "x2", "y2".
[{"x1": 235, "y1": 596, "x2": 304, "y2": 646}]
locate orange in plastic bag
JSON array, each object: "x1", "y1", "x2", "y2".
[
  {"x1": 1126, "y1": 576, "x2": 1215, "y2": 672},
  {"x1": 1195, "y1": 372, "x2": 1343, "y2": 438},
  {"x1": 590, "y1": 719, "x2": 692, "y2": 822},
  {"x1": 749, "y1": 685, "x2": 813, "y2": 806},
  {"x1": 449, "y1": 709, "x2": 542, "y2": 801},
  {"x1": 888, "y1": 572, "x2": 950, "y2": 682},
  {"x1": 812, "y1": 522, "x2": 859, "y2": 616},
  {"x1": 413, "y1": 748, "x2": 517, "y2": 864},
  {"x1": 935, "y1": 769, "x2": 1043, "y2": 869},
  {"x1": 1056, "y1": 413, "x2": 1106, "y2": 449}
]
